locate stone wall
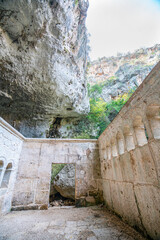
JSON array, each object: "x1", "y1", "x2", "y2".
[
  {"x1": 0, "y1": 117, "x2": 102, "y2": 213},
  {"x1": 0, "y1": 118, "x2": 24, "y2": 214},
  {"x1": 12, "y1": 138, "x2": 102, "y2": 209},
  {"x1": 98, "y1": 62, "x2": 160, "y2": 240}
]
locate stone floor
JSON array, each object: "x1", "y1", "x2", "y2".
[{"x1": 0, "y1": 206, "x2": 147, "y2": 240}]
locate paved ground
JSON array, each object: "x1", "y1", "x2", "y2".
[{"x1": 0, "y1": 206, "x2": 147, "y2": 240}]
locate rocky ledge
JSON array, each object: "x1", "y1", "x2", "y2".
[{"x1": 0, "y1": 0, "x2": 89, "y2": 137}]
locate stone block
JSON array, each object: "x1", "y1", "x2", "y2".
[
  {"x1": 40, "y1": 143, "x2": 54, "y2": 159},
  {"x1": 53, "y1": 154, "x2": 67, "y2": 163},
  {"x1": 103, "y1": 159, "x2": 113, "y2": 180},
  {"x1": 13, "y1": 179, "x2": 36, "y2": 192},
  {"x1": 119, "y1": 152, "x2": 134, "y2": 182},
  {"x1": 149, "y1": 140, "x2": 160, "y2": 184},
  {"x1": 76, "y1": 165, "x2": 86, "y2": 179},
  {"x1": 69, "y1": 146, "x2": 82, "y2": 155},
  {"x1": 37, "y1": 178, "x2": 50, "y2": 191},
  {"x1": 97, "y1": 179, "x2": 103, "y2": 191},
  {"x1": 92, "y1": 161, "x2": 101, "y2": 180},
  {"x1": 102, "y1": 180, "x2": 113, "y2": 210},
  {"x1": 35, "y1": 190, "x2": 49, "y2": 205},
  {"x1": 109, "y1": 181, "x2": 141, "y2": 229},
  {"x1": 134, "y1": 185, "x2": 160, "y2": 240},
  {"x1": 12, "y1": 192, "x2": 34, "y2": 206},
  {"x1": 131, "y1": 146, "x2": 158, "y2": 184},
  {"x1": 111, "y1": 157, "x2": 123, "y2": 181},
  {"x1": 18, "y1": 161, "x2": 39, "y2": 178},
  {"x1": 38, "y1": 165, "x2": 51, "y2": 180},
  {"x1": 86, "y1": 196, "x2": 96, "y2": 205},
  {"x1": 68, "y1": 154, "x2": 79, "y2": 163}
]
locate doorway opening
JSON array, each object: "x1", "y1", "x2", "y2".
[{"x1": 49, "y1": 163, "x2": 75, "y2": 207}]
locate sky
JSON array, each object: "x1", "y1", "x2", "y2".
[{"x1": 86, "y1": 0, "x2": 160, "y2": 60}]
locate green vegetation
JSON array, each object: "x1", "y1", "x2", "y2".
[
  {"x1": 75, "y1": 0, "x2": 79, "y2": 5},
  {"x1": 88, "y1": 77, "x2": 117, "y2": 96},
  {"x1": 48, "y1": 82, "x2": 136, "y2": 140},
  {"x1": 88, "y1": 83, "x2": 103, "y2": 95},
  {"x1": 74, "y1": 87, "x2": 136, "y2": 139},
  {"x1": 51, "y1": 164, "x2": 65, "y2": 183}
]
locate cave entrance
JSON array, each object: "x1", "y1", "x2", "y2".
[{"x1": 49, "y1": 163, "x2": 75, "y2": 207}]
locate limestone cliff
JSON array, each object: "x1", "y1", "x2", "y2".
[
  {"x1": 48, "y1": 45, "x2": 160, "y2": 139},
  {"x1": 0, "y1": 0, "x2": 89, "y2": 137},
  {"x1": 88, "y1": 44, "x2": 160, "y2": 101}
]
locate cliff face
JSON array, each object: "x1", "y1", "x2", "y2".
[
  {"x1": 0, "y1": 0, "x2": 89, "y2": 137},
  {"x1": 48, "y1": 45, "x2": 160, "y2": 139},
  {"x1": 88, "y1": 45, "x2": 160, "y2": 101}
]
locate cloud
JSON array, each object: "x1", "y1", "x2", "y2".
[{"x1": 86, "y1": 0, "x2": 160, "y2": 60}]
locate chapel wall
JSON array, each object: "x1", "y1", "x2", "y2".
[
  {"x1": 12, "y1": 138, "x2": 102, "y2": 209},
  {"x1": 0, "y1": 118, "x2": 24, "y2": 214}
]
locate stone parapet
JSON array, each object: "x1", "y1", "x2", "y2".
[{"x1": 98, "y1": 61, "x2": 160, "y2": 240}]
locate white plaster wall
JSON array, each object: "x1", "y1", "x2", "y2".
[{"x1": 0, "y1": 119, "x2": 23, "y2": 214}]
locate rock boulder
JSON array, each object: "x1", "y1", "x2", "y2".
[{"x1": 54, "y1": 164, "x2": 75, "y2": 200}]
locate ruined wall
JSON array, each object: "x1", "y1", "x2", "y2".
[
  {"x1": 12, "y1": 138, "x2": 102, "y2": 209},
  {"x1": 98, "y1": 62, "x2": 160, "y2": 240},
  {"x1": 0, "y1": 118, "x2": 24, "y2": 214}
]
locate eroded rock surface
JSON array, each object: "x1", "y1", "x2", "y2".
[
  {"x1": 54, "y1": 164, "x2": 75, "y2": 200},
  {"x1": 88, "y1": 44, "x2": 160, "y2": 101},
  {"x1": 0, "y1": 0, "x2": 89, "y2": 137}
]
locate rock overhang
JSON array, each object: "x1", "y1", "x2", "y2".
[{"x1": 0, "y1": 0, "x2": 90, "y2": 135}]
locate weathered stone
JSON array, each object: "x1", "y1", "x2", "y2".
[
  {"x1": 88, "y1": 45, "x2": 160, "y2": 103},
  {"x1": 0, "y1": 61, "x2": 160, "y2": 240},
  {"x1": 54, "y1": 164, "x2": 75, "y2": 200},
  {"x1": 39, "y1": 204, "x2": 48, "y2": 210},
  {"x1": 0, "y1": 119, "x2": 100, "y2": 213},
  {"x1": 0, "y1": 0, "x2": 90, "y2": 137},
  {"x1": 98, "y1": 62, "x2": 160, "y2": 240},
  {"x1": 86, "y1": 196, "x2": 96, "y2": 205},
  {"x1": 11, "y1": 205, "x2": 38, "y2": 211}
]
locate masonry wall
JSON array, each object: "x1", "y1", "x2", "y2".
[
  {"x1": 0, "y1": 118, "x2": 24, "y2": 214},
  {"x1": 98, "y1": 62, "x2": 160, "y2": 240},
  {"x1": 12, "y1": 138, "x2": 102, "y2": 209}
]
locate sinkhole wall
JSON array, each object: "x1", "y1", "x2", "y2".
[{"x1": 98, "y1": 62, "x2": 160, "y2": 240}]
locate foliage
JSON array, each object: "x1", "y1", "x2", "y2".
[
  {"x1": 48, "y1": 79, "x2": 136, "y2": 139},
  {"x1": 87, "y1": 83, "x2": 103, "y2": 95},
  {"x1": 51, "y1": 164, "x2": 65, "y2": 183},
  {"x1": 106, "y1": 88, "x2": 135, "y2": 119},
  {"x1": 87, "y1": 98, "x2": 107, "y2": 122},
  {"x1": 75, "y1": 0, "x2": 79, "y2": 5},
  {"x1": 73, "y1": 132, "x2": 91, "y2": 139},
  {"x1": 74, "y1": 87, "x2": 136, "y2": 139},
  {"x1": 88, "y1": 76, "x2": 117, "y2": 97}
]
